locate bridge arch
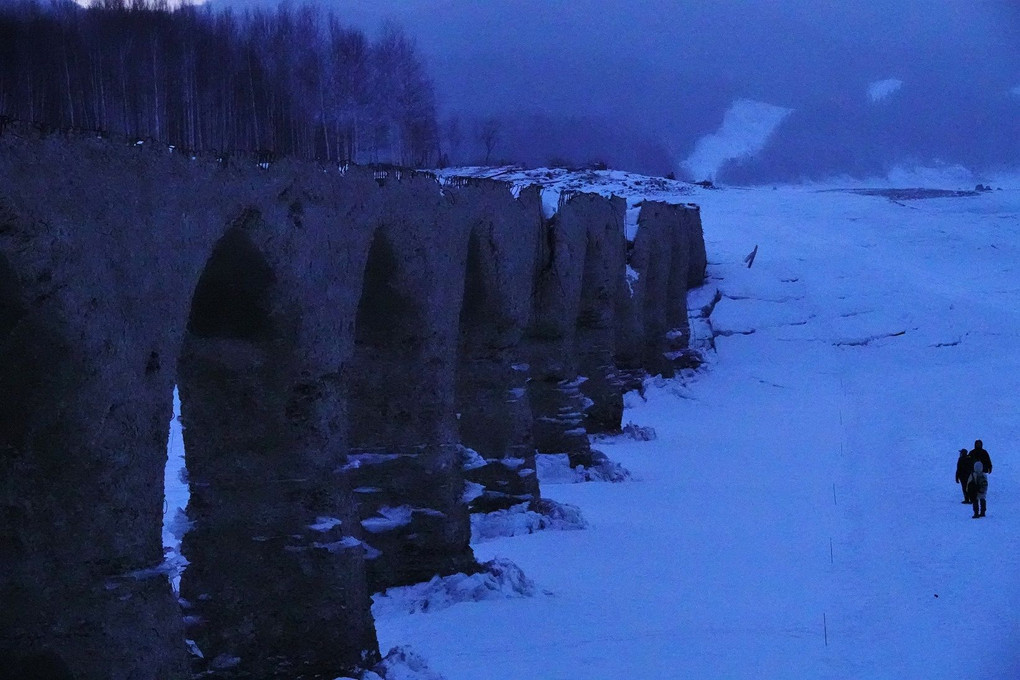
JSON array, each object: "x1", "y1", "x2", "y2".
[
  {"x1": 347, "y1": 227, "x2": 429, "y2": 449},
  {"x1": 178, "y1": 216, "x2": 376, "y2": 677},
  {"x1": 455, "y1": 221, "x2": 539, "y2": 512}
]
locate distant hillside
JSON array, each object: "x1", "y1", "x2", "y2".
[{"x1": 718, "y1": 81, "x2": 1020, "y2": 184}]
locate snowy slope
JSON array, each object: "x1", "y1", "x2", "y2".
[{"x1": 373, "y1": 179, "x2": 1020, "y2": 678}]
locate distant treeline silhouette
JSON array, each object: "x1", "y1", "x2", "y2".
[{"x1": 0, "y1": 1, "x2": 439, "y2": 166}]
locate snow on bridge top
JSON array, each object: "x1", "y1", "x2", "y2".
[{"x1": 436, "y1": 165, "x2": 698, "y2": 240}]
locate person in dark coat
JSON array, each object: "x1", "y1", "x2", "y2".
[
  {"x1": 970, "y1": 439, "x2": 992, "y2": 474},
  {"x1": 955, "y1": 448, "x2": 973, "y2": 502}
]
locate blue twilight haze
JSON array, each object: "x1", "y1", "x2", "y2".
[{"x1": 211, "y1": 0, "x2": 1019, "y2": 179}]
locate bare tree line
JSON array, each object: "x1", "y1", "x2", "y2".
[{"x1": 0, "y1": 0, "x2": 439, "y2": 166}]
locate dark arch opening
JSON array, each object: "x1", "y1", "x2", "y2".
[
  {"x1": 177, "y1": 226, "x2": 285, "y2": 672},
  {"x1": 0, "y1": 252, "x2": 25, "y2": 340},
  {"x1": 456, "y1": 228, "x2": 537, "y2": 511},
  {"x1": 187, "y1": 229, "x2": 275, "y2": 340},
  {"x1": 354, "y1": 231, "x2": 423, "y2": 353},
  {"x1": 0, "y1": 252, "x2": 51, "y2": 453},
  {"x1": 456, "y1": 228, "x2": 502, "y2": 453},
  {"x1": 458, "y1": 228, "x2": 490, "y2": 336},
  {"x1": 348, "y1": 230, "x2": 427, "y2": 448},
  {"x1": 348, "y1": 228, "x2": 479, "y2": 588},
  {"x1": 178, "y1": 224, "x2": 374, "y2": 674}
]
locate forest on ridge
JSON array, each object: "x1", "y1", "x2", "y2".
[{"x1": 0, "y1": 0, "x2": 439, "y2": 165}]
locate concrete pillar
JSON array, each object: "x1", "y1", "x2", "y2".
[
  {"x1": 517, "y1": 192, "x2": 594, "y2": 467},
  {"x1": 178, "y1": 220, "x2": 378, "y2": 677},
  {"x1": 620, "y1": 201, "x2": 705, "y2": 378},
  {"x1": 570, "y1": 194, "x2": 628, "y2": 434},
  {"x1": 344, "y1": 175, "x2": 476, "y2": 591},
  {"x1": 451, "y1": 182, "x2": 542, "y2": 513},
  {"x1": 0, "y1": 233, "x2": 189, "y2": 679}
]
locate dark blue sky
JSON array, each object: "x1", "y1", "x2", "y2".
[{"x1": 211, "y1": 0, "x2": 1020, "y2": 180}]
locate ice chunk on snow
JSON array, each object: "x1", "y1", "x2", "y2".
[
  {"x1": 345, "y1": 453, "x2": 403, "y2": 469},
  {"x1": 308, "y1": 516, "x2": 342, "y2": 532},
  {"x1": 536, "y1": 452, "x2": 631, "y2": 485},
  {"x1": 461, "y1": 481, "x2": 485, "y2": 504},
  {"x1": 367, "y1": 646, "x2": 447, "y2": 680},
  {"x1": 535, "y1": 453, "x2": 574, "y2": 484},
  {"x1": 471, "y1": 500, "x2": 587, "y2": 542},
  {"x1": 458, "y1": 446, "x2": 487, "y2": 471},
  {"x1": 312, "y1": 537, "x2": 363, "y2": 553},
  {"x1": 621, "y1": 421, "x2": 657, "y2": 441},
  {"x1": 361, "y1": 506, "x2": 414, "y2": 533},
  {"x1": 372, "y1": 558, "x2": 537, "y2": 617}
]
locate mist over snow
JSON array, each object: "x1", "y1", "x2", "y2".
[
  {"x1": 205, "y1": 0, "x2": 1020, "y2": 182},
  {"x1": 682, "y1": 99, "x2": 792, "y2": 182},
  {"x1": 868, "y1": 78, "x2": 903, "y2": 102}
]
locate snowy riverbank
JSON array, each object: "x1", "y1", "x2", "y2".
[{"x1": 373, "y1": 180, "x2": 1020, "y2": 679}]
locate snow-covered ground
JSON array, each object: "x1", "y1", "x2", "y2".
[{"x1": 374, "y1": 178, "x2": 1020, "y2": 678}]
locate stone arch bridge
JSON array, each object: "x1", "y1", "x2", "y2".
[{"x1": 0, "y1": 131, "x2": 705, "y2": 679}]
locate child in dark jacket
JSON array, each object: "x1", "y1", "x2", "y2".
[{"x1": 968, "y1": 461, "x2": 988, "y2": 518}]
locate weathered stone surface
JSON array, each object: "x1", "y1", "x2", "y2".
[
  {"x1": 0, "y1": 137, "x2": 205, "y2": 679},
  {"x1": 617, "y1": 200, "x2": 704, "y2": 377},
  {"x1": 343, "y1": 173, "x2": 477, "y2": 589},
  {"x1": 345, "y1": 445, "x2": 475, "y2": 590},
  {"x1": 569, "y1": 193, "x2": 628, "y2": 434},
  {"x1": 0, "y1": 136, "x2": 382, "y2": 678},
  {"x1": 682, "y1": 204, "x2": 708, "y2": 288},
  {"x1": 0, "y1": 130, "x2": 707, "y2": 678},
  {"x1": 177, "y1": 205, "x2": 379, "y2": 676},
  {"x1": 521, "y1": 193, "x2": 594, "y2": 460},
  {"x1": 451, "y1": 180, "x2": 543, "y2": 513}
]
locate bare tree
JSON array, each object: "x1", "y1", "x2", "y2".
[{"x1": 478, "y1": 117, "x2": 501, "y2": 164}]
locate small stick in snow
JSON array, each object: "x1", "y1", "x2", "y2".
[
  {"x1": 824, "y1": 613, "x2": 828, "y2": 646},
  {"x1": 743, "y1": 244, "x2": 759, "y2": 268}
]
